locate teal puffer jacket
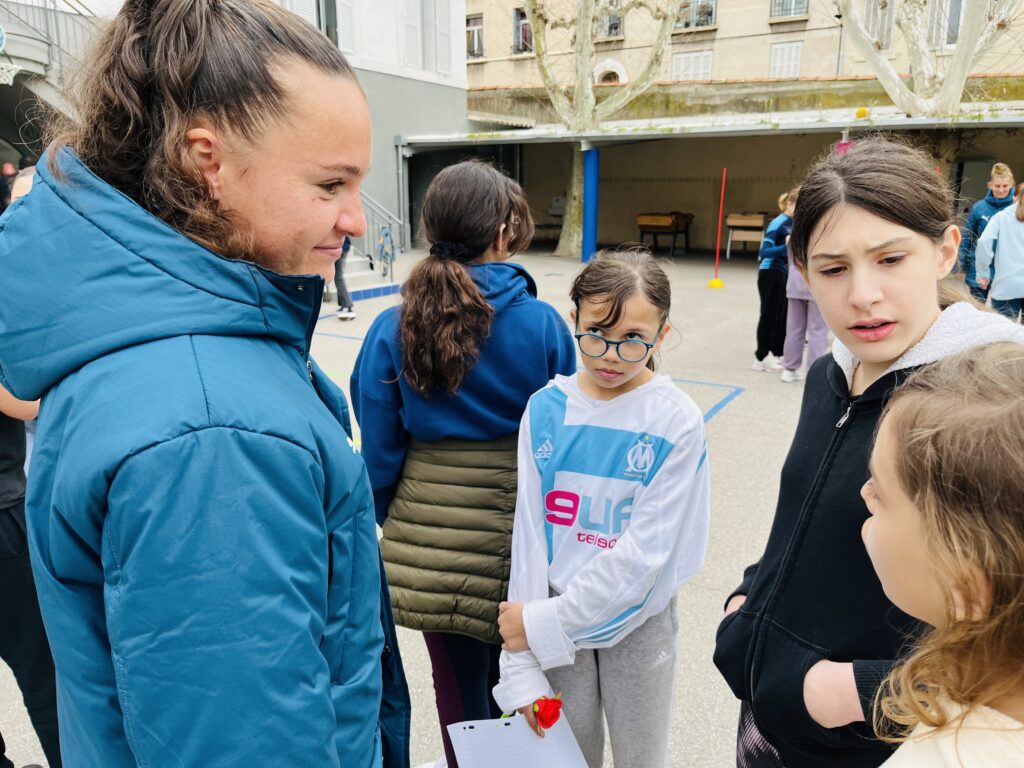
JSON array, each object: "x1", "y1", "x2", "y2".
[{"x1": 0, "y1": 148, "x2": 409, "y2": 767}]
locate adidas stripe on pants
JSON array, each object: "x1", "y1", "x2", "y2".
[{"x1": 545, "y1": 599, "x2": 679, "y2": 768}]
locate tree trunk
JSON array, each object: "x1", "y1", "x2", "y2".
[{"x1": 554, "y1": 143, "x2": 584, "y2": 259}]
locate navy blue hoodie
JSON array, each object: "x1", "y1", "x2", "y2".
[
  {"x1": 958, "y1": 188, "x2": 1016, "y2": 287},
  {"x1": 351, "y1": 261, "x2": 576, "y2": 524}
]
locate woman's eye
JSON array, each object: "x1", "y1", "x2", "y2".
[
  {"x1": 321, "y1": 181, "x2": 344, "y2": 195},
  {"x1": 624, "y1": 332, "x2": 645, "y2": 340},
  {"x1": 585, "y1": 327, "x2": 605, "y2": 336},
  {"x1": 881, "y1": 254, "x2": 905, "y2": 266},
  {"x1": 820, "y1": 266, "x2": 845, "y2": 277}
]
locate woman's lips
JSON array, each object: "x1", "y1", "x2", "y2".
[{"x1": 848, "y1": 321, "x2": 896, "y2": 342}]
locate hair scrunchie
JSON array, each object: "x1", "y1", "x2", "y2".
[{"x1": 429, "y1": 241, "x2": 470, "y2": 261}]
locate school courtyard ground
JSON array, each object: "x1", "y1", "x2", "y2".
[{"x1": 1, "y1": 249, "x2": 808, "y2": 767}]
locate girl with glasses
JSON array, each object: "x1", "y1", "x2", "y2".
[
  {"x1": 351, "y1": 160, "x2": 576, "y2": 768},
  {"x1": 494, "y1": 249, "x2": 711, "y2": 768}
]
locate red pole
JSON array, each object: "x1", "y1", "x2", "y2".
[{"x1": 713, "y1": 167, "x2": 727, "y2": 279}]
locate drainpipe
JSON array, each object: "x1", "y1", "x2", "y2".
[
  {"x1": 581, "y1": 141, "x2": 600, "y2": 264},
  {"x1": 395, "y1": 136, "x2": 408, "y2": 250}
]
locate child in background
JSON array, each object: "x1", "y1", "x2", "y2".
[
  {"x1": 753, "y1": 188, "x2": 799, "y2": 372},
  {"x1": 862, "y1": 342, "x2": 1024, "y2": 765},
  {"x1": 714, "y1": 138, "x2": 1024, "y2": 768},
  {"x1": 976, "y1": 184, "x2": 1024, "y2": 322},
  {"x1": 780, "y1": 187, "x2": 830, "y2": 383},
  {"x1": 494, "y1": 250, "x2": 710, "y2": 768},
  {"x1": 958, "y1": 162, "x2": 1015, "y2": 303}
]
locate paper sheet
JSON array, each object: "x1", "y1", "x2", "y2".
[{"x1": 447, "y1": 714, "x2": 589, "y2": 768}]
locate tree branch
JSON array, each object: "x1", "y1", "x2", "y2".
[
  {"x1": 936, "y1": 0, "x2": 992, "y2": 114},
  {"x1": 594, "y1": 0, "x2": 675, "y2": 120},
  {"x1": 524, "y1": 0, "x2": 575, "y2": 124},
  {"x1": 838, "y1": 0, "x2": 918, "y2": 114}
]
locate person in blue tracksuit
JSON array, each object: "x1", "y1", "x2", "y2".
[
  {"x1": 753, "y1": 189, "x2": 799, "y2": 371},
  {"x1": 0, "y1": 1, "x2": 409, "y2": 766},
  {"x1": 958, "y1": 162, "x2": 1015, "y2": 303}
]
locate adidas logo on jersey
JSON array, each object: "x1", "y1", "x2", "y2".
[
  {"x1": 534, "y1": 438, "x2": 553, "y2": 459},
  {"x1": 653, "y1": 649, "x2": 672, "y2": 667}
]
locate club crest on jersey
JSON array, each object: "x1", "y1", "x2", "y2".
[
  {"x1": 534, "y1": 438, "x2": 553, "y2": 460},
  {"x1": 625, "y1": 436, "x2": 655, "y2": 477}
]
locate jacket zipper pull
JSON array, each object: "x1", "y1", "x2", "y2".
[
  {"x1": 306, "y1": 359, "x2": 314, "y2": 383},
  {"x1": 836, "y1": 404, "x2": 852, "y2": 429}
]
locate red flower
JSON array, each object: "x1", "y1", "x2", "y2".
[{"x1": 533, "y1": 695, "x2": 562, "y2": 729}]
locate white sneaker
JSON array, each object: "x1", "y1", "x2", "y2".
[
  {"x1": 338, "y1": 307, "x2": 356, "y2": 320},
  {"x1": 766, "y1": 355, "x2": 784, "y2": 372},
  {"x1": 780, "y1": 368, "x2": 804, "y2": 383},
  {"x1": 752, "y1": 356, "x2": 769, "y2": 372}
]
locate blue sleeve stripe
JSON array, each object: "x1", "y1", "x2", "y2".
[{"x1": 570, "y1": 585, "x2": 656, "y2": 644}]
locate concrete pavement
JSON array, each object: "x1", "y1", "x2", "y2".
[{"x1": 1, "y1": 249, "x2": 807, "y2": 767}]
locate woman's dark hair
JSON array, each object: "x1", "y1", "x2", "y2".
[
  {"x1": 790, "y1": 137, "x2": 956, "y2": 271},
  {"x1": 400, "y1": 160, "x2": 535, "y2": 396},
  {"x1": 47, "y1": 0, "x2": 358, "y2": 260},
  {"x1": 569, "y1": 248, "x2": 671, "y2": 372}
]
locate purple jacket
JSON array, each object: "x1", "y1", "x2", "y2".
[{"x1": 785, "y1": 245, "x2": 812, "y2": 301}]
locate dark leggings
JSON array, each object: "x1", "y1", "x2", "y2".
[
  {"x1": 755, "y1": 269, "x2": 788, "y2": 361},
  {"x1": 736, "y1": 701, "x2": 784, "y2": 768},
  {"x1": 0, "y1": 502, "x2": 61, "y2": 768},
  {"x1": 422, "y1": 631, "x2": 502, "y2": 768}
]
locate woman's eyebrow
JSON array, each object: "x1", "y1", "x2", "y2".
[{"x1": 810, "y1": 236, "x2": 913, "y2": 261}]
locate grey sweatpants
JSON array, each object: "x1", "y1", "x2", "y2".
[{"x1": 546, "y1": 600, "x2": 678, "y2": 768}]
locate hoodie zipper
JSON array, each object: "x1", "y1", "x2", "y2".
[{"x1": 747, "y1": 397, "x2": 856, "y2": 701}]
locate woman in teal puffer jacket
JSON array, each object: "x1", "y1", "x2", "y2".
[{"x1": 0, "y1": 1, "x2": 409, "y2": 766}]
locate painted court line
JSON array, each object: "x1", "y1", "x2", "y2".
[{"x1": 314, "y1": 328, "x2": 745, "y2": 425}]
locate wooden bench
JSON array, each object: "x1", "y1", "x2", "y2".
[
  {"x1": 636, "y1": 211, "x2": 693, "y2": 255},
  {"x1": 725, "y1": 213, "x2": 768, "y2": 259}
]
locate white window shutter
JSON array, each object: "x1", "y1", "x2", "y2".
[
  {"x1": 405, "y1": 0, "x2": 423, "y2": 68},
  {"x1": 338, "y1": 0, "x2": 356, "y2": 52},
  {"x1": 435, "y1": 0, "x2": 452, "y2": 74},
  {"x1": 289, "y1": 0, "x2": 318, "y2": 26}
]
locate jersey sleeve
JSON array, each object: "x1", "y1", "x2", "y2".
[
  {"x1": 522, "y1": 408, "x2": 711, "y2": 670},
  {"x1": 493, "y1": 407, "x2": 556, "y2": 713}
]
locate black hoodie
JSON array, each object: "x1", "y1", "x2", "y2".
[{"x1": 713, "y1": 302, "x2": 1024, "y2": 768}]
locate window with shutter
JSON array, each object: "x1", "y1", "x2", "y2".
[
  {"x1": 405, "y1": 0, "x2": 423, "y2": 67},
  {"x1": 467, "y1": 15, "x2": 484, "y2": 58},
  {"x1": 929, "y1": 0, "x2": 963, "y2": 48},
  {"x1": 672, "y1": 50, "x2": 712, "y2": 80},
  {"x1": 770, "y1": 41, "x2": 802, "y2": 78},
  {"x1": 862, "y1": 0, "x2": 893, "y2": 50},
  {"x1": 337, "y1": 0, "x2": 355, "y2": 52},
  {"x1": 675, "y1": 0, "x2": 716, "y2": 29},
  {"x1": 513, "y1": 8, "x2": 533, "y2": 53},
  {"x1": 435, "y1": 0, "x2": 451, "y2": 73}
]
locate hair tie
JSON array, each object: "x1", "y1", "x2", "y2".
[{"x1": 430, "y1": 241, "x2": 470, "y2": 261}]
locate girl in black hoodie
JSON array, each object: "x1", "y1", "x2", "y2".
[{"x1": 713, "y1": 138, "x2": 1024, "y2": 768}]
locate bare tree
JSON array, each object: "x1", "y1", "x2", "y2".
[
  {"x1": 525, "y1": 0, "x2": 679, "y2": 257},
  {"x1": 838, "y1": 0, "x2": 1023, "y2": 117}
]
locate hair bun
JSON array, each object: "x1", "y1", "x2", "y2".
[{"x1": 429, "y1": 241, "x2": 470, "y2": 261}]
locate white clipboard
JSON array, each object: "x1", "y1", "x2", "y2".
[{"x1": 447, "y1": 714, "x2": 589, "y2": 767}]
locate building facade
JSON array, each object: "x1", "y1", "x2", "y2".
[{"x1": 442, "y1": 1, "x2": 1024, "y2": 252}]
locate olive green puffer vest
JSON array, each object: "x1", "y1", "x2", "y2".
[{"x1": 380, "y1": 435, "x2": 518, "y2": 644}]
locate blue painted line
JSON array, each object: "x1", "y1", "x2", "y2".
[
  {"x1": 314, "y1": 331, "x2": 366, "y2": 342},
  {"x1": 672, "y1": 377, "x2": 745, "y2": 424},
  {"x1": 351, "y1": 283, "x2": 401, "y2": 302}
]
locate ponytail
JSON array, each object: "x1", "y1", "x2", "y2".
[
  {"x1": 399, "y1": 244, "x2": 494, "y2": 395},
  {"x1": 47, "y1": 0, "x2": 356, "y2": 259},
  {"x1": 399, "y1": 160, "x2": 535, "y2": 395}
]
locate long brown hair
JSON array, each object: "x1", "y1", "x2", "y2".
[
  {"x1": 47, "y1": 0, "x2": 357, "y2": 260},
  {"x1": 790, "y1": 136, "x2": 967, "y2": 308},
  {"x1": 569, "y1": 249, "x2": 671, "y2": 372},
  {"x1": 874, "y1": 342, "x2": 1024, "y2": 740},
  {"x1": 400, "y1": 160, "x2": 535, "y2": 395}
]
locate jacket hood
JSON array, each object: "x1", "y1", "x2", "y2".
[
  {"x1": 832, "y1": 301, "x2": 1024, "y2": 392},
  {"x1": 465, "y1": 261, "x2": 538, "y2": 314},
  {"x1": 0, "y1": 148, "x2": 321, "y2": 400},
  {"x1": 983, "y1": 187, "x2": 1016, "y2": 209}
]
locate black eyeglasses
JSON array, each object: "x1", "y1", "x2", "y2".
[{"x1": 573, "y1": 325, "x2": 663, "y2": 363}]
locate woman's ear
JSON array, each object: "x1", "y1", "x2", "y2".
[
  {"x1": 936, "y1": 224, "x2": 961, "y2": 279},
  {"x1": 569, "y1": 307, "x2": 577, "y2": 327},
  {"x1": 655, "y1": 321, "x2": 671, "y2": 349},
  {"x1": 492, "y1": 223, "x2": 509, "y2": 255},
  {"x1": 185, "y1": 121, "x2": 225, "y2": 199}
]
